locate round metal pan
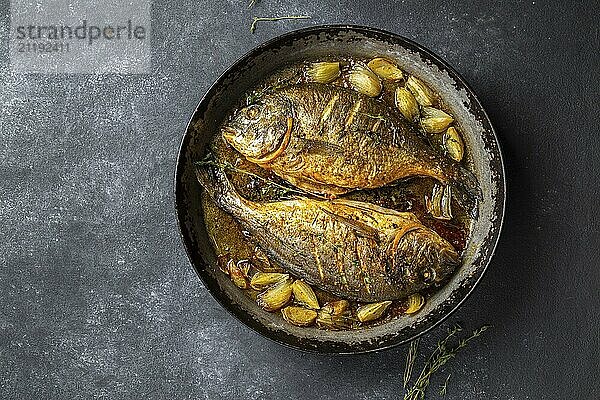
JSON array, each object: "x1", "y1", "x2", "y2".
[{"x1": 174, "y1": 25, "x2": 505, "y2": 353}]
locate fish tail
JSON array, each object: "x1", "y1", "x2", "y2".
[
  {"x1": 447, "y1": 164, "x2": 482, "y2": 219},
  {"x1": 195, "y1": 164, "x2": 249, "y2": 217}
]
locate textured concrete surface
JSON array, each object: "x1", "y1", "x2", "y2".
[{"x1": 1, "y1": 0, "x2": 598, "y2": 399}]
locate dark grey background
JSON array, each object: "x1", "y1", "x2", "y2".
[{"x1": 1, "y1": 0, "x2": 598, "y2": 399}]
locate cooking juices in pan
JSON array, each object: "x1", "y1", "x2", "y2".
[{"x1": 197, "y1": 57, "x2": 478, "y2": 330}]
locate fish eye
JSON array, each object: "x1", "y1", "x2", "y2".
[
  {"x1": 422, "y1": 268, "x2": 436, "y2": 283},
  {"x1": 244, "y1": 105, "x2": 261, "y2": 120}
]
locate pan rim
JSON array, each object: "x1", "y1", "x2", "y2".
[{"x1": 174, "y1": 24, "x2": 506, "y2": 354}]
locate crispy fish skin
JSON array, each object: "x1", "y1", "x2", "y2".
[
  {"x1": 223, "y1": 83, "x2": 481, "y2": 215},
  {"x1": 197, "y1": 167, "x2": 459, "y2": 302}
]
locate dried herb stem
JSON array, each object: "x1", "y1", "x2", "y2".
[
  {"x1": 403, "y1": 325, "x2": 491, "y2": 400},
  {"x1": 245, "y1": 89, "x2": 265, "y2": 106},
  {"x1": 439, "y1": 374, "x2": 451, "y2": 396},
  {"x1": 403, "y1": 338, "x2": 420, "y2": 388},
  {"x1": 360, "y1": 112, "x2": 387, "y2": 121},
  {"x1": 250, "y1": 15, "x2": 311, "y2": 34},
  {"x1": 195, "y1": 157, "x2": 323, "y2": 199}
]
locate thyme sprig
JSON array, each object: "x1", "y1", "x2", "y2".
[
  {"x1": 195, "y1": 156, "x2": 324, "y2": 199},
  {"x1": 403, "y1": 338, "x2": 420, "y2": 388},
  {"x1": 439, "y1": 374, "x2": 451, "y2": 396},
  {"x1": 250, "y1": 15, "x2": 311, "y2": 34},
  {"x1": 360, "y1": 112, "x2": 387, "y2": 122},
  {"x1": 403, "y1": 325, "x2": 491, "y2": 400},
  {"x1": 245, "y1": 89, "x2": 264, "y2": 106}
]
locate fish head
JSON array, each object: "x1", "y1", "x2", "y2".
[
  {"x1": 424, "y1": 244, "x2": 459, "y2": 286},
  {"x1": 391, "y1": 228, "x2": 460, "y2": 287},
  {"x1": 222, "y1": 96, "x2": 293, "y2": 160}
]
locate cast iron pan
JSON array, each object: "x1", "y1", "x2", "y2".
[{"x1": 174, "y1": 25, "x2": 505, "y2": 353}]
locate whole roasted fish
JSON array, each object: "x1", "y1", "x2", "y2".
[
  {"x1": 197, "y1": 166, "x2": 459, "y2": 302},
  {"x1": 222, "y1": 83, "x2": 480, "y2": 216}
]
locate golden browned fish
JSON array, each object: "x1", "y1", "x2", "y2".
[
  {"x1": 222, "y1": 83, "x2": 480, "y2": 216},
  {"x1": 197, "y1": 166, "x2": 459, "y2": 301}
]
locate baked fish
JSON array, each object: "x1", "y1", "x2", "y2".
[
  {"x1": 197, "y1": 166, "x2": 459, "y2": 302},
  {"x1": 222, "y1": 83, "x2": 481, "y2": 216}
]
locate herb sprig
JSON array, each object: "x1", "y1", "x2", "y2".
[
  {"x1": 403, "y1": 325, "x2": 491, "y2": 400},
  {"x1": 195, "y1": 155, "x2": 325, "y2": 199},
  {"x1": 403, "y1": 338, "x2": 420, "y2": 388},
  {"x1": 439, "y1": 374, "x2": 451, "y2": 396}
]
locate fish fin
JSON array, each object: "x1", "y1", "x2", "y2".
[
  {"x1": 318, "y1": 205, "x2": 381, "y2": 242},
  {"x1": 447, "y1": 164, "x2": 481, "y2": 219},
  {"x1": 194, "y1": 163, "x2": 248, "y2": 216}
]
